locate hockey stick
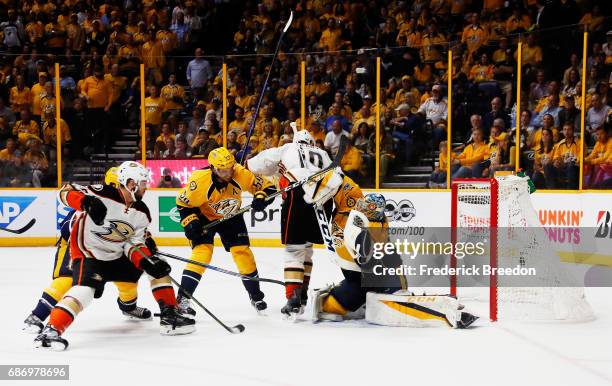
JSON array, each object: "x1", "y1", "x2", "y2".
[
  {"x1": 111, "y1": 224, "x2": 245, "y2": 334},
  {"x1": 202, "y1": 161, "x2": 336, "y2": 232},
  {"x1": 238, "y1": 10, "x2": 294, "y2": 164},
  {"x1": 166, "y1": 274, "x2": 245, "y2": 334},
  {"x1": 0, "y1": 218, "x2": 36, "y2": 234},
  {"x1": 154, "y1": 250, "x2": 285, "y2": 286}
]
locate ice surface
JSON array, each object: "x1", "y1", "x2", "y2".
[{"x1": 1, "y1": 247, "x2": 611, "y2": 386}]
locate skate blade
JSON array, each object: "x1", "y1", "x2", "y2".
[
  {"x1": 123, "y1": 314, "x2": 153, "y2": 321},
  {"x1": 255, "y1": 309, "x2": 267, "y2": 316},
  {"x1": 282, "y1": 313, "x2": 300, "y2": 323},
  {"x1": 160, "y1": 325, "x2": 196, "y2": 336},
  {"x1": 33, "y1": 340, "x2": 68, "y2": 351},
  {"x1": 23, "y1": 325, "x2": 43, "y2": 334}
]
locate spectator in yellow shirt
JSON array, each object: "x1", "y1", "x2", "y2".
[
  {"x1": 259, "y1": 121, "x2": 279, "y2": 151},
  {"x1": 584, "y1": 126, "x2": 611, "y2": 188},
  {"x1": 81, "y1": 65, "x2": 113, "y2": 153},
  {"x1": 30, "y1": 72, "x2": 48, "y2": 123},
  {"x1": 144, "y1": 85, "x2": 165, "y2": 131},
  {"x1": 0, "y1": 137, "x2": 21, "y2": 163},
  {"x1": 429, "y1": 141, "x2": 448, "y2": 188},
  {"x1": 514, "y1": 33, "x2": 543, "y2": 67},
  {"x1": 394, "y1": 75, "x2": 421, "y2": 109},
  {"x1": 461, "y1": 13, "x2": 488, "y2": 55},
  {"x1": 13, "y1": 109, "x2": 41, "y2": 146},
  {"x1": 545, "y1": 122, "x2": 580, "y2": 189},
  {"x1": 469, "y1": 53, "x2": 495, "y2": 83},
  {"x1": 160, "y1": 74, "x2": 185, "y2": 115},
  {"x1": 452, "y1": 128, "x2": 488, "y2": 178},
  {"x1": 141, "y1": 32, "x2": 165, "y2": 85},
  {"x1": 318, "y1": 18, "x2": 344, "y2": 52},
  {"x1": 340, "y1": 142, "x2": 363, "y2": 182},
  {"x1": 10, "y1": 75, "x2": 31, "y2": 115}
]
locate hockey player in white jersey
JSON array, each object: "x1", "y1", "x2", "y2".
[
  {"x1": 34, "y1": 161, "x2": 195, "y2": 350},
  {"x1": 247, "y1": 127, "x2": 341, "y2": 318},
  {"x1": 312, "y1": 193, "x2": 478, "y2": 329}
]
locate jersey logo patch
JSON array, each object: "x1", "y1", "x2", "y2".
[
  {"x1": 92, "y1": 220, "x2": 135, "y2": 243},
  {"x1": 210, "y1": 198, "x2": 240, "y2": 216},
  {"x1": 189, "y1": 181, "x2": 197, "y2": 191}
]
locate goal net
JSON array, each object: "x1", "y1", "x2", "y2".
[{"x1": 451, "y1": 175, "x2": 594, "y2": 322}]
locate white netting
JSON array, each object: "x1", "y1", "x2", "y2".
[{"x1": 454, "y1": 175, "x2": 594, "y2": 322}]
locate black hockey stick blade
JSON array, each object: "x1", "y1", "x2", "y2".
[
  {"x1": 0, "y1": 218, "x2": 36, "y2": 234},
  {"x1": 169, "y1": 275, "x2": 246, "y2": 334}
]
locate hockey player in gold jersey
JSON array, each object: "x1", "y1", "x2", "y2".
[{"x1": 176, "y1": 147, "x2": 277, "y2": 315}]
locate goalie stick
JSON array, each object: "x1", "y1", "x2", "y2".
[
  {"x1": 111, "y1": 224, "x2": 245, "y2": 334},
  {"x1": 0, "y1": 218, "x2": 36, "y2": 234},
  {"x1": 310, "y1": 135, "x2": 350, "y2": 254},
  {"x1": 155, "y1": 250, "x2": 285, "y2": 286}
]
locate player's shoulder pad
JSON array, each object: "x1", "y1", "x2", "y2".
[
  {"x1": 87, "y1": 184, "x2": 124, "y2": 202},
  {"x1": 130, "y1": 200, "x2": 152, "y2": 223}
]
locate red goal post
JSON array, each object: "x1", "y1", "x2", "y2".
[{"x1": 451, "y1": 178, "x2": 498, "y2": 322}]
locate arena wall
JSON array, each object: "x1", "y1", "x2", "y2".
[{"x1": 0, "y1": 189, "x2": 609, "y2": 266}]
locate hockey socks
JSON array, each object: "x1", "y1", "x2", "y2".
[
  {"x1": 180, "y1": 269, "x2": 201, "y2": 297},
  {"x1": 48, "y1": 286, "x2": 94, "y2": 335},
  {"x1": 32, "y1": 292, "x2": 59, "y2": 321},
  {"x1": 241, "y1": 270, "x2": 264, "y2": 302},
  {"x1": 150, "y1": 277, "x2": 177, "y2": 307},
  {"x1": 32, "y1": 277, "x2": 73, "y2": 321}
]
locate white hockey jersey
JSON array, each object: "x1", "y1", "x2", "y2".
[
  {"x1": 247, "y1": 142, "x2": 343, "y2": 205},
  {"x1": 58, "y1": 184, "x2": 151, "y2": 261},
  {"x1": 247, "y1": 142, "x2": 331, "y2": 179}
]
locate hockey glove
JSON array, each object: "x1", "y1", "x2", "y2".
[
  {"x1": 144, "y1": 231, "x2": 158, "y2": 254},
  {"x1": 82, "y1": 195, "x2": 107, "y2": 226},
  {"x1": 181, "y1": 213, "x2": 208, "y2": 246},
  {"x1": 251, "y1": 191, "x2": 270, "y2": 212},
  {"x1": 140, "y1": 256, "x2": 171, "y2": 279}
]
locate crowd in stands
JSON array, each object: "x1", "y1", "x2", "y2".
[{"x1": 0, "y1": 0, "x2": 609, "y2": 189}]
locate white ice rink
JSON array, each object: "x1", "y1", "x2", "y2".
[{"x1": 1, "y1": 246, "x2": 611, "y2": 386}]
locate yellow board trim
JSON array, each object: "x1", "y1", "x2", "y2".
[{"x1": 559, "y1": 251, "x2": 612, "y2": 266}]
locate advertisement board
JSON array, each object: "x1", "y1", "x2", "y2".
[
  {"x1": 146, "y1": 159, "x2": 208, "y2": 187},
  {"x1": 0, "y1": 188, "x2": 609, "y2": 264}
]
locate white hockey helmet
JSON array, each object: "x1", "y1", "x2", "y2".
[
  {"x1": 117, "y1": 161, "x2": 150, "y2": 199},
  {"x1": 293, "y1": 129, "x2": 315, "y2": 146}
]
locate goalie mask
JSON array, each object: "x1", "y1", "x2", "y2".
[{"x1": 355, "y1": 193, "x2": 386, "y2": 222}]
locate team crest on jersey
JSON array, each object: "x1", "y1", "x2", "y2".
[
  {"x1": 92, "y1": 220, "x2": 135, "y2": 243},
  {"x1": 347, "y1": 197, "x2": 356, "y2": 208},
  {"x1": 210, "y1": 198, "x2": 240, "y2": 216},
  {"x1": 189, "y1": 181, "x2": 197, "y2": 191}
]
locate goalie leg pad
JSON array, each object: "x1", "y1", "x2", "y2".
[
  {"x1": 311, "y1": 285, "x2": 345, "y2": 322},
  {"x1": 366, "y1": 292, "x2": 466, "y2": 328},
  {"x1": 329, "y1": 269, "x2": 368, "y2": 312}
]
